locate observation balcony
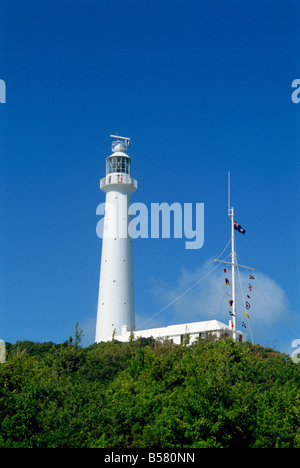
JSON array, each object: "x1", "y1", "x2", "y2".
[{"x1": 100, "y1": 173, "x2": 137, "y2": 191}]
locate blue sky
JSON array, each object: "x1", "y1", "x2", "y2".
[{"x1": 0, "y1": 0, "x2": 299, "y2": 354}]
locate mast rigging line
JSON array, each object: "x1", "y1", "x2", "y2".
[{"x1": 136, "y1": 238, "x2": 232, "y2": 331}]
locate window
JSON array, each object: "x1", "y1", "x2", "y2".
[{"x1": 181, "y1": 334, "x2": 190, "y2": 345}]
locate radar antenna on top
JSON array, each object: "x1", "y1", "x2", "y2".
[{"x1": 110, "y1": 134, "x2": 131, "y2": 153}]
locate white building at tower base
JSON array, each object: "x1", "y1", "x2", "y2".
[{"x1": 115, "y1": 319, "x2": 246, "y2": 344}]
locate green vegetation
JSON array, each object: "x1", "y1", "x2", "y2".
[{"x1": 0, "y1": 330, "x2": 299, "y2": 448}]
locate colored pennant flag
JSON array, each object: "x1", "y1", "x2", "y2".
[
  {"x1": 224, "y1": 268, "x2": 228, "y2": 273},
  {"x1": 228, "y1": 299, "x2": 233, "y2": 306},
  {"x1": 234, "y1": 220, "x2": 246, "y2": 235},
  {"x1": 248, "y1": 283, "x2": 253, "y2": 292},
  {"x1": 249, "y1": 275, "x2": 255, "y2": 280},
  {"x1": 244, "y1": 312, "x2": 249, "y2": 319},
  {"x1": 225, "y1": 278, "x2": 230, "y2": 286},
  {"x1": 229, "y1": 311, "x2": 235, "y2": 317},
  {"x1": 242, "y1": 322, "x2": 247, "y2": 328},
  {"x1": 247, "y1": 295, "x2": 251, "y2": 299},
  {"x1": 245, "y1": 301, "x2": 250, "y2": 309}
]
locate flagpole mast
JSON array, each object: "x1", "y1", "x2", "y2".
[
  {"x1": 228, "y1": 172, "x2": 236, "y2": 341},
  {"x1": 230, "y1": 206, "x2": 237, "y2": 341},
  {"x1": 214, "y1": 174, "x2": 255, "y2": 341}
]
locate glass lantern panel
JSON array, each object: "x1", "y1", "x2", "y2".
[{"x1": 106, "y1": 156, "x2": 131, "y2": 175}]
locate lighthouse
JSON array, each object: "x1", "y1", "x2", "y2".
[{"x1": 95, "y1": 135, "x2": 137, "y2": 342}]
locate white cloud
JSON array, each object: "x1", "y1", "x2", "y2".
[{"x1": 143, "y1": 258, "x2": 297, "y2": 347}]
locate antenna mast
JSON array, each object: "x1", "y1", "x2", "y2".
[{"x1": 228, "y1": 171, "x2": 231, "y2": 215}]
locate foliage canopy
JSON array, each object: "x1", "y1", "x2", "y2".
[{"x1": 0, "y1": 334, "x2": 299, "y2": 448}]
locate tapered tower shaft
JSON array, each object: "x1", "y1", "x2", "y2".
[{"x1": 95, "y1": 136, "x2": 137, "y2": 342}]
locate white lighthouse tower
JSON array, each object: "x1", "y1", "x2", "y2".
[{"x1": 95, "y1": 135, "x2": 137, "y2": 342}]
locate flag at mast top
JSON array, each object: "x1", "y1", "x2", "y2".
[
  {"x1": 234, "y1": 221, "x2": 246, "y2": 235},
  {"x1": 228, "y1": 172, "x2": 246, "y2": 234}
]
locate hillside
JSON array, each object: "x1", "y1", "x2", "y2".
[{"x1": 0, "y1": 333, "x2": 299, "y2": 448}]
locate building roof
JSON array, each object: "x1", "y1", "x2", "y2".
[{"x1": 132, "y1": 319, "x2": 245, "y2": 339}]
